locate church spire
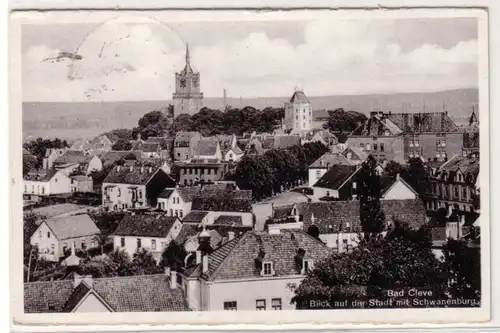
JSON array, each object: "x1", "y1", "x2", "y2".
[{"x1": 184, "y1": 43, "x2": 193, "y2": 73}]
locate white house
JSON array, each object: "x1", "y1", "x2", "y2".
[
  {"x1": 53, "y1": 151, "x2": 103, "y2": 176},
  {"x1": 42, "y1": 148, "x2": 68, "y2": 169},
  {"x1": 380, "y1": 174, "x2": 419, "y2": 200},
  {"x1": 30, "y1": 214, "x2": 101, "y2": 261},
  {"x1": 157, "y1": 186, "x2": 200, "y2": 219},
  {"x1": 224, "y1": 146, "x2": 244, "y2": 162},
  {"x1": 192, "y1": 139, "x2": 223, "y2": 161},
  {"x1": 102, "y1": 165, "x2": 176, "y2": 211},
  {"x1": 180, "y1": 229, "x2": 331, "y2": 311},
  {"x1": 24, "y1": 169, "x2": 72, "y2": 200},
  {"x1": 307, "y1": 152, "x2": 353, "y2": 186},
  {"x1": 311, "y1": 165, "x2": 361, "y2": 202},
  {"x1": 112, "y1": 213, "x2": 183, "y2": 261}
]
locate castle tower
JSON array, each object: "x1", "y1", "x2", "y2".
[
  {"x1": 173, "y1": 44, "x2": 204, "y2": 117},
  {"x1": 284, "y1": 89, "x2": 312, "y2": 132},
  {"x1": 469, "y1": 106, "x2": 479, "y2": 129}
]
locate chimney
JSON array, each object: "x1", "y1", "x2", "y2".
[
  {"x1": 42, "y1": 158, "x2": 48, "y2": 170},
  {"x1": 310, "y1": 212, "x2": 315, "y2": 224},
  {"x1": 202, "y1": 255, "x2": 209, "y2": 273},
  {"x1": 129, "y1": 165, "x2": 134, "y2": 172},
  {"x1": 149, "y1": 167, "x2": 153, "y2": 173},
  {"x1": 140, "y1": 166, "x2": 144, "y2": 173},
  {"x1": 447, "y1": 205, "x2": 453, "y2": 218},
  {"x1": 196, "y1": 250, "x2": 202, "y2": 264},
  {"x1": 396, "y1": 173, "x2": 400, "y2": 181},
  {"x1": 170, "y1": 270, "x2": 177, "y2": 289},
  {"x1": 73, "y1": 273, "x2": 93, "y2": 289},
  {"x1": 228, "y1": 231, "x2": 235, "y2": 241},
  {"x1": 117, "y1": 165, "x2": 121, "y2": 172},
  {"x1": 320, "y1": 160, "x2": 324, "y2": 166}
]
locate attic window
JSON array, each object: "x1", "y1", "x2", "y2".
[
  {"x1": 301, "y1": 259, "x2": 314, "y2": 274},
  {"x1": 261, "y1": 261, "x2": 275, "y2": 277}
]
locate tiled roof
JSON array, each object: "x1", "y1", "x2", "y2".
[
  {"x1": 289, "y1": 91, "x2": 311, "y2": 104},
  {"x1": 463, "y1": 132, "x2": 480, "y2": 149},
  {"x1": 342, "y1": 146, "x2": 369, "y2": 161},
  {"x1": 439, "y1": 155, "x2": 479, "y2": 176},
  {"x1": 193, "y1": 140, "x2": 218, "y2": 156},
  {"x1": 274, "y1": 135, "x2": 301, "y2": 149},
  {"x1": 25, "y1": 275, "x2": 190, "y2": 313},
  {"x1": 103, "y1": 165, "x2": 165, "y2": 185},
  {"x1": 177, "y1": 187, "x2": 202, "y2": 202},
  {"x1": 175, "y1": 132, "x2": 199, "y2": 145},
  {"x1": 182, "y1": 211, "x2": 209, "y2": 223},
  {"x1": 54, "y1": 150, "x2": 95, "y2": 165},
  {"x1": 195, "y1": 230, "x2": 330, "y2": 281},
  {"x1": 24, "y1": 169, "x2": 58, "y2": 182},
  {"x1": 158, "y1": 189, "x2": 175, "y2": 199},
  {"x1": 24, "y1": 280, "x2": 75, "y2": 313},
  {"x1": 273, "y1": 204, "x2": 295, "y2": 220},
  {"x1": 186, "y1": 229, "x2": 224, "y2": 250},
  {"x1": 70, "y1": 139, "x2": 90, "y2": 150},
  {"x1": 199, "y1": 187, "x2": 251, "y2": 199},
  {"x1": 174, "y1": 224, "x2": 200, "y2": 245},
  {"x1": 43, "y1": 214, "x2": 101, "y2": 240},
  {"x1": 380, "y1": 176, "x2": 418, "y2": 197},
  {"x1": 213, "y1": 215, "x2": 243, "y2": 226},
  {"x1": 100, "y1": 151, "x2": 142, "y2": 166},
  {"x1": 387, "y1": 112, "x2": 460, "y2": 133},
  {"x1": 309, "y1": 152, "x2": 353, "y2": 169},
  {"x1": 192, "y1": 191, "x2": 253, "y2": 212},
  {"x1": 214, "y1": 135, "x2": 235, "y2": 150},
  {"x1": 313, "y1": 165, "x2": 359, "y2": 190},
  {"x1": 297, "y1": 199, "x2": 428, "y2": 233},
  {"x1": 142, "y1": 142, "x2": 161, "y2": 153},
  {"x1": 113, "y1": 214, "x2": 179, "y2": 237},
  {"x1": 228, "y1": 145, "x2": 243, "y2": 155}
]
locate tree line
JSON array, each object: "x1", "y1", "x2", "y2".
[{"x1": 231, "y1": 141, "x2": 329, "y2": 201}]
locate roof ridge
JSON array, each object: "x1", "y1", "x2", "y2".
[
  {"x1": 92, "y1": 273, "x2": 167, "y2": 283},
  {"x1": 205, "y1": 233, "x2": 247, "y2": 280}
]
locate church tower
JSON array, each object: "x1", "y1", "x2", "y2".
[
  {"x1": 173, "y1": 44, "x2": 204, "y2": 117},
  {"x1": 284, "y1": 89, "x2": 312, "y2": 132},
  {"x1": 468, "y1": 106, "x2": 479, "y2": 130}
]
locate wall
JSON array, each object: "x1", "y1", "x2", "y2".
[
  {"x1": 203, "y1": 276, "x2": 304, "y2": 311},
  {"x1": 185, "y1": 278, "x2": 201, "y2": 310},
  {"x1": 30, "y1": 222, "x2": 60, "y2": 261},
  {"x1": 347, "y1": 136, "x2": 405, "y2": 163},
  {"x1": 71, "y1": 179, "x2": 94, "y2": 193},
  {"x1": 204, "y1": 211, "x2": 253, "y2": 227},
  {"x1": 58, "y1": 234, "x2": 100, "y2": 257},
  {"x1": 87, "y1": 157, "x2": 103, "y2": 174},
  {"x1": 224, "y1": 149, "x2": 243, "y2": 163},
  {"x1": 73, "y1": 293, "x2": 111, "y2": 312},
  {"x1": 311, "y1": 187, "x2": 339, "y2": 202},
  {"x1": 102, "y1": 183, "x2": 147, "y2": 211},
  {"x1": 157, "y1": 191, "x2": 192, "y2": 219},
  {"x1": 319, "y1": 232, "x2": 361, "y2": 249},
  {"x1": 178, "y1": 165, "x2": 225, "y2": 186},
  {"x1": 382, "y1": 180, "x2": 417, "y2": 200},
  {"x1": 308, "y1": 167, "x2": 327, "y2": 187},
  {"x1": 418, "y1": 132, "x2": 464, "y2": 161}
]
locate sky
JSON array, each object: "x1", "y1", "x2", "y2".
[{"x1": 21, "y1": 17, "x2": 479, "y2": 102}]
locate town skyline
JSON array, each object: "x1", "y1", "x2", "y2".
[{"x1": 22, "y1": 17, "x2": 478, "y2": 102}]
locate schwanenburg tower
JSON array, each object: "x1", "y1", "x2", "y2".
[{"x1": 173, "y1": 44, "x2": 204, "y2": 117}]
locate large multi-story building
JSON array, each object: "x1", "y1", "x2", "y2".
[
  {"x1": 284, "y1": 90, "x2": 313, "y2": 132},
  {"x1": 173, "y1": 45, "x2": 204, "y2": 117},
  {"x1": 348, "y1": 111, "x2": 463, "y2": 163}
]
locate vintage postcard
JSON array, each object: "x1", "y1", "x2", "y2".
[{"x1": 10, "y1": 7, "x2": 490, "y2": 327}]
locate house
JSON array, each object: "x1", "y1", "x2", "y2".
[
  {"x1": 182, "y1": 211, "x2": 210, "y2": 225},
  {"x1": 288, "y1": 200, "x2": 428, "y2": 249},
  {"x1": 30, "y1": 214, "x2": 101, "y2": 261},
  {"x1": 102, "y1": 165, "x2": 176, "y2": 211},
  {"x1": 176, "y1": 160, "x2": 228, "y2": 186},
  {"x1": 157, "y1": 186, "x2": 201, "y2": 218},
  {"x1": 192, "y1": 139, "x2": 223, "y2": 161},
  {"x1": 71, "y1": 135, "x2": 113, "y2": 155},
  {"x1": 53, "y1": 150, "x2": 103, "y2": 176},
  {"x1": 348, "y1": 111, "x2": 463, "y2": 163},
  {"x1": 380, "y1": 174, "x2": 419, "y2": 200},
  {"x1": 342, "y1": 146, "x2": 369, "y2": 165},
  {"x1": 302, "y1": 129, "x2": 338, "y2": 148},
  {"x1": 112, "y1": 213, "x2": 182, "y2": 261},
  {"x1": 123, "y1": 158, "x2": 172, "y2": 175},
  {"x1": 70, "y1": 175, "x2": 94, "y2": 193},
  {"x1": 146, "y1": 136, "x2": 174, "y2": 159},
  {"x1": 273, "y1": 135, "x2": 301, "y2": 149},
  {"x1": 42, "y1": 148, "x2": 68, "y2": 169},
  {"x1": 174, "y1": 131, "x2": 201, "y2": 161},
  {"x1": 311, "y1": 165, "x2": 361, "y2": 202},
  {"x1": 132, "y1": 139, "x2": 163, "y2": 159},
  {"x1": 180, "y1": 229, "x2": 331, "y2": 311},
  {"x1": 425, "y1": 154, "x2": 479, "y2": 213},
  {"x1": 183, "y1": 227, "x2": 224, "y2": 253},
  {"x1": 308, "y1": 152, "x2": 353, "y2": 186},
  {"x1": 24, "y1": 169, "x2": 72, "y2": 200},
  {"x1": 224, "y1": 146, "x2": 244, "y2": 163},
  {"x1": 99, "y1": 150, "x2": 142, "y2": 167},
  {"x1": 24, "y1": 273, "x2": 189, "y2": 312}
]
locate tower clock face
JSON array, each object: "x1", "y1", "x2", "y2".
[
  {"x1": 180, "y1": 78, "x2": 186, "y2": 87},
  {"x1": 193, "y1": 78, "x2": 199, "y2": 87}
]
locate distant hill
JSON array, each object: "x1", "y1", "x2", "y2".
[{"x1": 22, "y1": 88, "x2": 478, "y2": 142}]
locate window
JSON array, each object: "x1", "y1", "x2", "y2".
[
  {"x1": 175, "y1": 210, "x2": 178, "y2": 217},
  {"x1": 326, "y1": 191, "x2": 330, "y2": 197},
  {"x1": 152, "y1": 240, "x2": 156, "y2": 250},
  {"x1": 55, "y1": 178, "x2": 58, "y2": 183},
  {"x1": 256, "y1": 299, "x2": 266, "y2": 310},
  {"x1": 454, "y1": 187, "x2": 459, "y2": 198},
  {"x1": 50, "y1": 244, "x2": 55, "y2": 254},
  {"x1": 24, "y1": 185, "x2": 27, "y2": 193},
  {"x1": 161, "y1": 241, "x2": 166, "y2": 249},
  {"x1": 303, "y1": 115, "x2": 306, "y2": 120},
  {"x1": 137, "y1": 238, "x2": 142, "y2": 248},
  {"x1": 463, "y1": 188, "x2": 467, "y2": 199},
  {"x1": 184, "y1": 179, "x2": 188, "y2": 186},
  {"x1": 365, "y1": 143, "x2": 371, "y2": 151},
  {"x1": 180, "y1": 210, "x2": 184, "y2": 218},
  {"x1": 262, "y1": 262, "x2": 274, "y2": 276},
  {"x1": 38, "y1": 230, "x2": 42, "y2": 238},
  {"x1": 81, "y1": 241, "x2": 86, "y2": 250},
  {"x1": 271, "y1": 298, "x2": 282, "y2": 310},
  {"x1": 47, "y1": 231, "x2": 51, "y2": 238},
  {"x1": 343, "y1": 239, "x2": 348, "y2": 246},
  {"x1": 409, "y1": 140, "x2": 414, "y2": 147},
  {"x1": 229, "y1": 153, "x2": 233, "y2": 159},
  {"x1": 359, "y1": 143, "x2": 365, "y2": 149},
  {"x1": 316, "y1": 170, "x2": 321, "y2": 178},
  {"x1": 415, "y1": 140, "x2": 420, "y2": 147},
  {"x1": 224, "y1": 301, "x2": 237, "y2": 311},
  {"x1": 189, "y1": 169, "x2": 193, "y2": 175},
  {"x1": 302, "y1": 259, "x2": 313, "y2": 274},
  {"x1": 121, "y1": 238, "x2": 125, "y2": 247},
  {"x1": 139, "y1": 190, "x2": 142, "y2": 199},
  {"x1": 177, "y1": 152, "x2": 181, "y2": 157},
  {"x1": 117, "y1": 188, "x2": 121, "y2": 197},
  {"x1": 303, "y1": 122, "x2": 306, "y2": 128},
  {"x1": 31, "y1": 185, "x2": 34, "y2": 193},
  {"x1": 373, "y1": 143, "x2": 378, "y2": 151},
  {"x1": 380, "y1": 143, "x2": 385, "y2": 152},
  {"x1": 169, "y1": 209, "x2": 173, "y2": 216}
]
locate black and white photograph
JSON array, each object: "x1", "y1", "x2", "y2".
[{"x1": 11, "y1": 8, "x2": 489, "y2": 325}]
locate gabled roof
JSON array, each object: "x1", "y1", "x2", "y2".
[
  {"x1": 227, "y1": 145, "x2": 243, "y2": 155},
  {"x1": 192, "y1": 190, "x2": 253, "y2": 212},
  {"x1": 104, "y1": 165, "x2": 169, "y2": 185},
  {"x1": 174, "y1": 223, "x2": 200, "y2": 245},
  {"x1": 289, "y1": 90, "x2": 310, "y2": 104},
  {"x1": 158, "y1": 186, "x2": 201, "y2": 202},
  {"x1": 380, "y1": 175, "x2": 419, "y2": 198},
  {"x1": 309, "y1": 152, "x2": 353, "y2": 169},
  {"x1": 24, "y1": 275, "x2": 190, "y2": 313},
  {"x1": 42, "y1": 214, "x2": 100, "y2": 240},
  {"x1": 274, "y1": 135, "x2": 301, "y2": 149},
  {"x1": 193, "y1": 140, "x2": 219, "y2": 156},
  {"x1": 191, "y1": 230, "x2": 330, "y2": 281},
  {"x1": 113, "y1": 214, "x2": 179, "y2": 238},
  {"x1": 53, "y1": 150, "x2": 95, "y2": 165},
  {"x1": 342, "y1": 146, "x2": 369, "y2": 161},
  {"x1": 158, "y1": 188, "x2": 175, "y2": 199},
  {"x1": 70, "y1": 139, "x2": 90, "y2": 150},
  {"x1": 213, "y1": 215, "x2": 243, "y2": 227},
  {"x1": 182, "y1": 211, "x2": 209, "y2": 223},
  {"x1": 272, "y1": 204, "x2": 296, "y2": 220},
  {"x1": 386, "y1": 112, "x2": 459, "y2": 133},
  {"x1": 313, "y1": 165, "x2": 360, "y2": 190},
  {"x1": 439, "y1": 155, "x2": 479, "y2": 177},
  {"x1": 175, "y1": 132, "x2": 199, "y2": 145},
  {"x1": 24, "y1": 169, "x2": 59, "y2": 182},
  {"x1": 297, "y1": 199, "x2": 427, "y2": 233}
]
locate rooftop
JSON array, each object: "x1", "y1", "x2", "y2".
[
  {"x1": 313, "y1": 165, "x2": 359, "y2": 190},
  {"x1": 309, "y1": 152, "x2": 353, "y2": 169},
  {"x1": 289, "y1": 90, "x2": 311, "y2": 104},
  {"x1": 42, "y1": 214, "x2": 100, "y2": 241},
  {"x1": 113, "y1": 214, "x2": 179, "y2": 238},
  {"x1": 24, "y1": 169, "x2": 58, "y2": 182},
  {"x1": 103, "y1": 165, "x2": 169, "y2": 185}
]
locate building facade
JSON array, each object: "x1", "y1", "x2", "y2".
[
  {"x1": 284, "y1": 90, "x2": 313, "y2": 132},
  {"x1": 173, "y1": 45, "x2": 203, "y2": 117}
]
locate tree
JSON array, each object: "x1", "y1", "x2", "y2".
[
  {"x1": 401, "y1": 158, "x2": 429, "y2": 197},
  {"x1": 23, "y1": 137, "x2": 69, "y2": 166},
  {"x1": 357, "y1": 155, "x2": 385, "y2": 240},
  {"x1": 160, "y1": 240, "x2": 187, "y2": 270},
  {"x1": 290, "y1": 223, "x2": 447, "y2": 309},
  {"x1": 323, "y1": 108, "x2": 367, "y2": 133},
  {"x1": 108, "y1": 249, "x2": 135, "y2": 276},
  {"x1": 132, "y1": 248, "x2": 161, "y2": 275},
  {"x1": 442, "y1": 239, "x2": 481, "y2": 302},
  {"x1": 23, "y1": 154, "x2": 38, "y2": 175},
  {"x1": 384, "y1": 161, "x2": 404, "y2": 178},
  {"x1": 112, "y1": 138, "x2": 132, "y2": 151}
]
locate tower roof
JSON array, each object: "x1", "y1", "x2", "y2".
[
  {"x1": 181, "y1": 43, "x2": 194, "y2": 74},
  {"x1": 469, "y1": 107, "x2": 478, "y2": 125},
  {"x1": 290, "y1": 90, "x2": 310, "y2": 104}
]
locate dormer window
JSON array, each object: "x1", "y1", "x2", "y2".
[
  {"x1": 301, "y1": 259, "x2": 314, "y2": 274},
  {"x1": 261, "y1": 261, "x2": 275, "y2": 276}
]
